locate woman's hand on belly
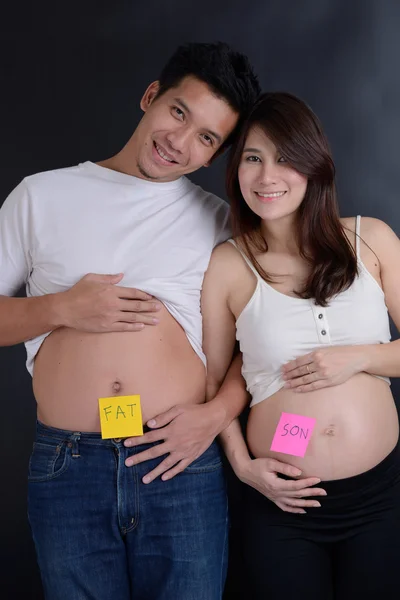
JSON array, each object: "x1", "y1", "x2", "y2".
[
  {"x1": 282, "y1": 345, "x2": 367, "y2": 393},
  {"x1": 237, "y1": 457, "x2": 326, "y2": 514}
]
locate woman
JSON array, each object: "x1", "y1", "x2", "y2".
[{"x1": 202, "y1": 92, "x2": 400, "y2": 600}]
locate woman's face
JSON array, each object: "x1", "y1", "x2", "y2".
[{"x1": 238, "y1": 126, "x2": 308, "y2": 223}]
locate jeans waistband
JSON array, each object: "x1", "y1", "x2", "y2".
[{"x1": 35, "y1": 420, "x2": 152, "y2": 447}]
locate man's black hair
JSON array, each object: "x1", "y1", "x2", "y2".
[{"x1": 157, "y1": 42, "x2": 261, "y2": 147}]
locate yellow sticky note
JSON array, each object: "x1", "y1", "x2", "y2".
[{"x1": 98, "y1": 395, "x2": 143, "y2": 439}]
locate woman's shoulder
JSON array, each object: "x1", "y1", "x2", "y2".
[
  {"x1": 211, "y1": 237, "x2": 244, "y2": 260},
  {"x1": 341, "y1": 216, "x2": 395, "y2": 239},
  {"x1": 340, "y1": 216, "x2": 398, "y2": 257},
  {"x1": 208, "y1": 238, "x2": 252, "y2": 281}
]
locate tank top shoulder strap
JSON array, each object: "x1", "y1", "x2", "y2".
[
  {"x1": 355, "y1": 215, "x2": 361, "y2": 258},
  {"x1": 227, "y1": 239, "x2": 261, "y2": 279}
]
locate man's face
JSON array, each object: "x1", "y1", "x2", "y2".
[{"x1": 131, "y1": 76, "x2": 239, "y2": 182}]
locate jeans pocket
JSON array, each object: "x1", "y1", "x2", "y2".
[
  {"x1": 28, "y1": 440, "x2": 70, "y2": 482},
  {"x1": 185, "y1": 441, "x2": 223, "y2": 474}
]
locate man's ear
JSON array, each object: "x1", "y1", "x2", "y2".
[{"x1": 140, "y1": 81, "x2": 161, "y2": 112}]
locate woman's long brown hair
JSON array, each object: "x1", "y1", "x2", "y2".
[{"x1": 226, "y1": 92, "x2": 358, "y2": 307}]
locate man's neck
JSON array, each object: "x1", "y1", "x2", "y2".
[{"x1": 97, "y1": 152, "x2": 138, "y2": 178}]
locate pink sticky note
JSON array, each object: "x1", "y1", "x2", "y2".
[{"x1": 270, "y1": 412, "x2": 316, "y2": 457}]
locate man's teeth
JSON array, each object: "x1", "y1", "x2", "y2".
[
  {"x1": 257, "y1": 191, "x2": 286, "y2": 198},
  {"x1": 156, "y1": 144, "x2": 174, "y2": 162}
]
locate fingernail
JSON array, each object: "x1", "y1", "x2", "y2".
[
  {"x1": 294, "y1": 470, "x2": 302, "y2": 476},
  {"x1": 314, "y1": 502, "x2": 321, "y2": 507},
  {"x1": 321, "y1": 491, "x2": 327, "y2": 496},
  {"x1": 283, "y1": 382, "x2": 290, "y2": 388},
  {"x1": 124, "y1": 440, "x2": 131, "y2": 447},
  {"x1": 162, "y1": 474, "x2": 169, "y2": 481},
  {"x1": 126, "y1": 460, "x2": 133, "y2": 467},
  {"x1": 143, "y1": 476, "x2": 150, "y2": 484},
  {"x1": 152, "y1": 318, "x2": 159, "y2": 324},
  {"x1": 147, "y1": 419, "x2": 156, "y2": 427},
  {"x1": 154, "y1": 303, "x2": 162, "y2": 310}
]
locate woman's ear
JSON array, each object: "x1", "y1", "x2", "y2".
[{"x1": 140, "y1": 81, "x2": 161, "y2": 112}]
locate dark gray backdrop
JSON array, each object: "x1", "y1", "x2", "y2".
[{"x1": 1, "y1": 1, "x2": 399, "y2": 598}]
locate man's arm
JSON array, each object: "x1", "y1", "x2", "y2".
[
  {"x1": 0, "y1": 181, "x2": 161, "y2": 346},
  {"x1": 0, "y1": 275, "x2": 161, "y2": 346},
  {"x1": 205, "y1": 351, "x2": 249, "y2": 429},
  {"x1": 0, "y1": 294, "x2": 61, "y2": 345}
]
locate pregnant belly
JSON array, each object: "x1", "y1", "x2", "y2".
[{"x1": 246, "y1": 373, "x2": 399, "y2": 480}]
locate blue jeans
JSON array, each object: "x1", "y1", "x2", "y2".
[{"x1": 27, "y1": 421, "x2": 228, "y2": 600}]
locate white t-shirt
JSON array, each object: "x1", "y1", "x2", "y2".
[{"x1": 0, "y1": 161, "x2": 231, "y2": 375}]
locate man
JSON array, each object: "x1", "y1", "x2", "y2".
[
  {"x1": 1, "y1": 42, "x2": 321, "y2": 599},
  {"x1": 0, "y1": 42, "x2": 259, "y2": 599}
]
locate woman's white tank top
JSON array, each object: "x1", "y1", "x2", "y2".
[{"x1": 228, "y1": 216, "x2": 391, "y2": 407}]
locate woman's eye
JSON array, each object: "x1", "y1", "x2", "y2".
[
  {"x1": 246, "y1": 155, "x2": 261, "y2": 162},
  {"x1": 278, "y1": 156, "x2": 287, "y2": 163}
]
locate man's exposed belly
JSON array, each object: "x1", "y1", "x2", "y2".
[
  {"x1": 247, "y1": 373, "x2": 399, "y2": 481},
  {"x1": 33, "y1": 305, "x2": 206, "y2": 431}
]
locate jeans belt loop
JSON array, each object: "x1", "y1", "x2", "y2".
[{"x1": 69, "y1": 432, "x2": 81, "y2": 458}]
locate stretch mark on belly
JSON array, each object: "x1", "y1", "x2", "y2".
[{"x1": 112, "y1": 380, "x2": 122, "y2": 394}]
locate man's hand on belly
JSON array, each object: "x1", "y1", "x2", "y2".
[
  {"x1": 54, "y1": 273, "x2": 161, "y2": 332},
  {"x1": 124, "y1": 403, "x2": 223, "y2": 482}
]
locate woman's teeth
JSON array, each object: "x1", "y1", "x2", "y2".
[{"x1": 256, "y1": 191, "x2": 286, "y2": 198}]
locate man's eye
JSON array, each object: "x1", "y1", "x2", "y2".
[
  {"x1": 201, "y1": 134, "x2": 213, "y2": 145},
  {"x1": 173, "y1": 107, "x2": 184, "y2": 119}
]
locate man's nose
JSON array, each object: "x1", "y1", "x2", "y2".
[{"x1": 166, "y1": 127, "x2": 192, "y2": 153}]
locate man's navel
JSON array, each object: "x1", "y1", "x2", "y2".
[{"x1": 111, "y1": 380, "x2": 123, "y2": 394}]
